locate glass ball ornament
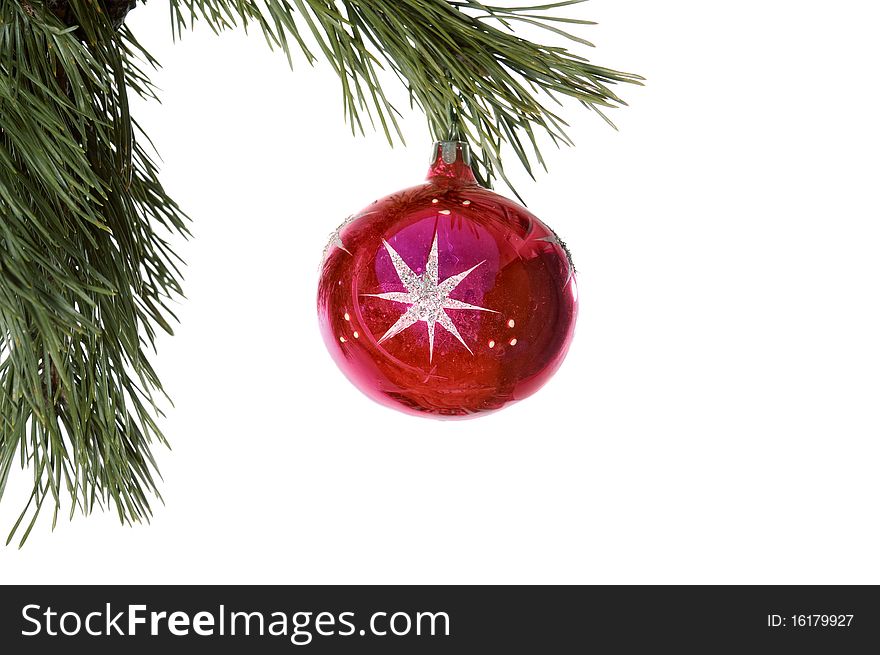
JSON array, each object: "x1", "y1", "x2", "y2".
[{"x1": 317, "y1": 141, "x2": 577, "y2": 418}]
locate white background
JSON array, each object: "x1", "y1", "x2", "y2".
[{"x1": 2, "y1": 1, "x2": 879, "y2": 584}]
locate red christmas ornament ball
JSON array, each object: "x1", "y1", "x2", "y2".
[{"x1": 317, "y1": 142, "x2": 577, "y2": 418}]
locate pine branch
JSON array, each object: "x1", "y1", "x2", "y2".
[
  {"x1": 170, "y1": 0, "x2": 642, "y2": 188},
  {"x1": 0, "y1": 0, "x2": 188, "y2": 545}
]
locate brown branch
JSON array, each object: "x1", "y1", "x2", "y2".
[{"x1": 24, "y1": 0, "x2": 137, "y2": 30}]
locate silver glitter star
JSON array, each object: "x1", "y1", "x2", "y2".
[
  {"x1": 365, "y1": 233, "x2": 496, "y2": 361},
  {"x1": 323, "y1": 211, "x2": 376, "y2": 260},
  {"x1": 329, "y1": 231, "x2": 352, "y2": 256},
  {"x1": 535, "y1": 229, "x2": 576, "y2": 277},
  {"x1": 324, "y1": 217, "x2": 353, "y2": 258}
]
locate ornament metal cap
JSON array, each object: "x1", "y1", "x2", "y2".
[
  {"x1": 433, "y1": 140, "x2": 470, "y2": 165},
  {"x1": 427, "y1": 141, "x2": 476, "y2": 185}
]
